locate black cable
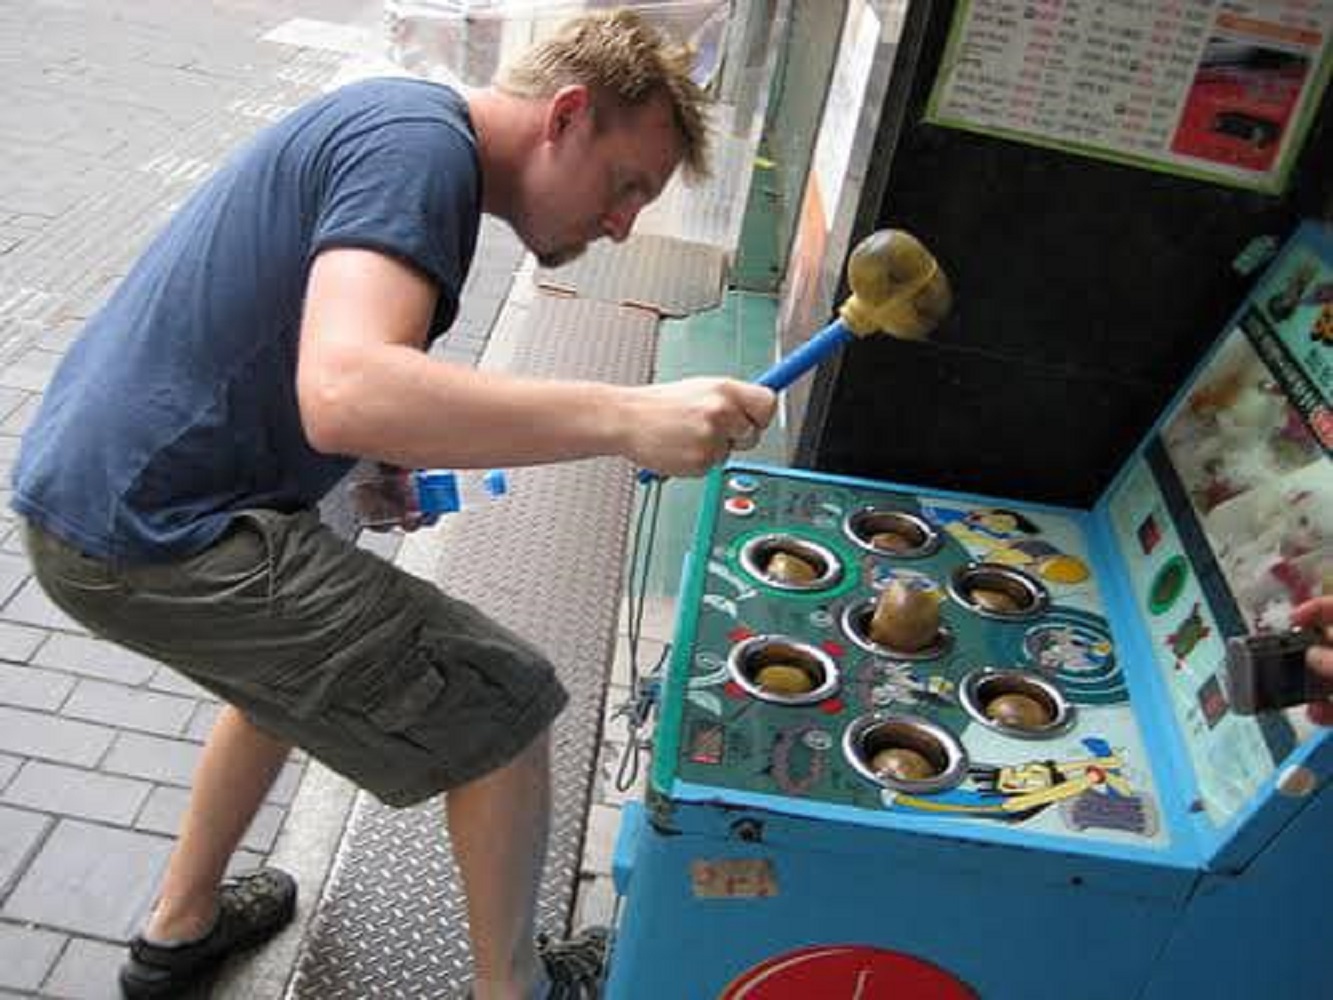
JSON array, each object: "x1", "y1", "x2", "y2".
[{"x1": 616, "y1": 478, "x2": 668, "y2": 792}]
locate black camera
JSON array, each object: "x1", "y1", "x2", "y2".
[{"x1": 1224, "y1": 629, "x2": 1332, "y2": 715}]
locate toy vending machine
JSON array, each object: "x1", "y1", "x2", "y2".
[{"x1": 605, "y1": 222, "x2": 1333, "y2": 999}]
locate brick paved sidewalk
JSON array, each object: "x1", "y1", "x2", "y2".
[{"x1": 0, "y1": 4, "x2": 384, "y2": 996}]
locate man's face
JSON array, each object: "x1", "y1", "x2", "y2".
[{"x1": 520, "y1": 88, "x2": 683, "y2": 267}]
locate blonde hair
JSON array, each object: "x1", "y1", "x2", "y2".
[{"x1": 497, "y1": 8, "x2": 711, "y2": 181}]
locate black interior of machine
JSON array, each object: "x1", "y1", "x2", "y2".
[{"x1": 797, "y1": 0, "x2": 1333, "y2": 507}]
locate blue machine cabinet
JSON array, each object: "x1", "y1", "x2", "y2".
[{"x1": 606, "y1": 223, "x2": 1333, "y2": 999}]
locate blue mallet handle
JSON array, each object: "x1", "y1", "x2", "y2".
[
  {"x1": 753, "y1": 318, "x2": 853, "y2": 390},
  {"x1": 637, "y1": 318, "x2": 855, "y2": 483}
]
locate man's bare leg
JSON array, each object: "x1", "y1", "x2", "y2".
[
  {"x1": 144, "y1": 705, "x2": 292, "y2": 941},
  {"x1": 449, "y1": 730, "x2": 552, "y2": 1000}
]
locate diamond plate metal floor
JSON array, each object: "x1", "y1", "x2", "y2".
[
  {"x1": 535, "y1": 233, "x2": 726, "y2": 317},
  {"x1": 262, "y1": 277, "x2": 680, "y2": 997}
]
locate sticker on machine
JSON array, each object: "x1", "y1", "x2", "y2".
[
  {"x1": 689, "y1": 858, "x2": 777, "y2": 899},
  {"x1": 719, "y1": 944, "x2": 977, "y2": 999}
]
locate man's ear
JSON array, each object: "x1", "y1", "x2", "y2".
[{"x1": 545, "y1": 84, "x2": 592, "y2": 141}]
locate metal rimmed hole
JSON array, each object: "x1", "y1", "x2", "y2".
[
  {"x1": 843, "y1": 508, "x2": 941, "y2": 558},
  {"x1": 726, "y1": 636, "x2": 840, "y2": 705},
  {"x1": 948, "y1": 564, "x2": 1049, "y2": 620},
  {"x1": 841, "y1": 597, "x2": 952, "y2": 661},
  {"x1": 738, "y1": 534, "x2": 842, "y2": 591},
  {"x1": 842, "y1": 713, "x2": 968, "y2": 793},
  {"x1": 958, "y1": 668, "x2": 1075, "y2": 739}
]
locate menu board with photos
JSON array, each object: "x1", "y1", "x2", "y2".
[{"x1": 927, "y1": 1, "x2": 1333, "y2": 193}]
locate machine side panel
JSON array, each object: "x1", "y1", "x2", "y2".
[
  {"x1": 1099, "y1": 220, "x2": 1333, "y2": 865},
  {"x1": 1141, "y1": 781, "x2": 1333, "y2": 1000}
]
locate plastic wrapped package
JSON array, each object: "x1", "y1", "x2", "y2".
[{"x1": 384, "y1": 0, "x2": 730, "y2": 88}]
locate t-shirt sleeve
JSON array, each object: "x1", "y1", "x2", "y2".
[{"x1": 310, "y1": 115, "x2": 479, "y2": 315}]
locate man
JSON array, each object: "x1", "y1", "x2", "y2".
[{"x1": 12, "y1": 10, "x2": 775, "y2": 1000}]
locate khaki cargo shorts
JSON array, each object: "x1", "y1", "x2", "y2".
[{"x1": 21, "y1": 509, "x2": 568, "y2": 807}]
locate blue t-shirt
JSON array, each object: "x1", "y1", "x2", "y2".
[{"x1": 13, "y1": 78, "x2": 481, "y2": 562}]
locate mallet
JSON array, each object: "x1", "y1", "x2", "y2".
[{"x1": 639, "y1": 229, "x2": 951, "y2": 482}]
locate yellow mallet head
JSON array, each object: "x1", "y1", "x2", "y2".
[{"x1": 838, "y1": 230, "x2": 952, "y2": 340}]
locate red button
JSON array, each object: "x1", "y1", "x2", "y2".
[{"x1": 724, "y1": 496, "x2": 756, "y2": 516}]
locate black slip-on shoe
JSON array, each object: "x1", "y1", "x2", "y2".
[{"x1": 119, "y1": 868, "x2": 297, "y2": 999}]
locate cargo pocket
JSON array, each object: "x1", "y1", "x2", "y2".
[
  {"x1": 355, "y1": 625, "x2": 538, "y2": 756},
  {"x1": 367, "y1": 658, "x2": 450, "y2": 735}
]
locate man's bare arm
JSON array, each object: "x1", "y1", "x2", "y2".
[{"x1": 297, "y1": 248, "x2": 775, "y2": 476}]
